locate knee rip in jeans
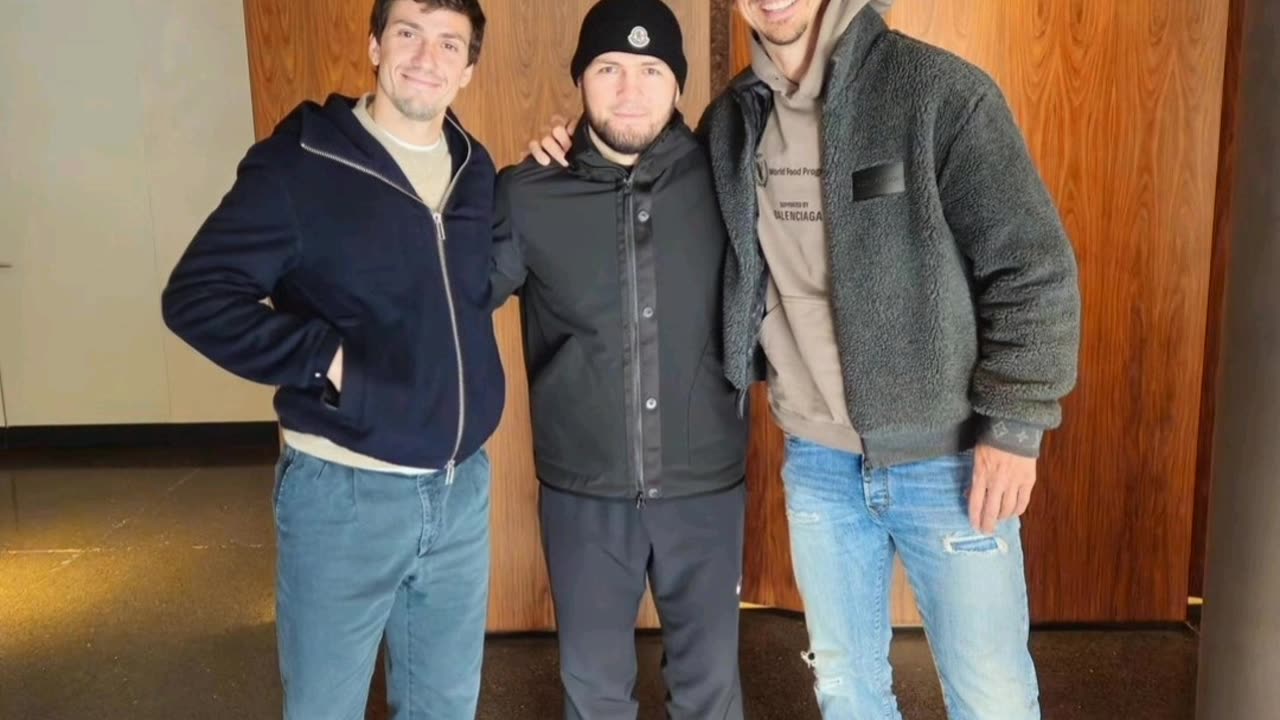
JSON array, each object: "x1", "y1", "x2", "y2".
[
  {"x1": 801, "y1": 650, "x2": 849, "y2": 692},
  {"x1": 943, "y1": 533, "x2": 1009, "y2": 555},
  {"x1": 787, "y1": 509, "x2": 822, "y2": 525}
]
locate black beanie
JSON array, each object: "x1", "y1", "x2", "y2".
[{"x1": 570, "y1": 0, "x2": 688, "y2": 91}]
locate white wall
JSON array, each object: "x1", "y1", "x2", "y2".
[{"x1": 0, "y1": 0, "x2": 273, "y2": 426}]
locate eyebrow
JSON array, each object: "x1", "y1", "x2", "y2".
[{"x1": 392, "y1": 20, "x2": 466, "y2": 43}]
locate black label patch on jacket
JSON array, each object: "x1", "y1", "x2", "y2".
[{"x1": 851, "y1": 161, "x2": 905, "y2": 200}]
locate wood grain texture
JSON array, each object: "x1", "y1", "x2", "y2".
[
  {"x1": 732, "y1": 0, "x2": 1230, "y2": 623},
  {"x1": 1190, "y1": 0, "x2": 1246, "y2": 603},
  {"x1": 711, "y1": 0, "x2": 734, "y2": 86},
  {"x1": 739, "y1": 386, "x2": 796, "y2": 609},
  {"x1": 244, "y1": 0, "x2": 710, "y2": 632},
  {"x1": 729, "y1": 7, "x2": 750, "y2": 77}
]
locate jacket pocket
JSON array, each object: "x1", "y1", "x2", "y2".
[
  {"x1": 687, "y1": 343, "x2": 748, "y2": 470},
  {"x1": 529, "y1": 338, "x2": 612, "y2": 473},
  {"x1": 326, "y1": 335, "x2": 368, "y2": 428}
]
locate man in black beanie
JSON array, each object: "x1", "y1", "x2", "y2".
[
  {"x1": 489, "y1": 1, "x2": 749, "y2": 718},
  {"x1": 532, "y1": 0, "x2": 1082, "y2": 715}
]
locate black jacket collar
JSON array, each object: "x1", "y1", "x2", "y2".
[{"x1": 567, "y1": 111, "x2": 701, "y2": 185}]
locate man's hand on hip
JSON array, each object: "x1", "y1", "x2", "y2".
[{"x1": 968, "y1": 444, "x2": 1037, "y2": 535}]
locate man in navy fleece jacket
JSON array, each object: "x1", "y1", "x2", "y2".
[{"x1": 161, "y1": 1, "x2": 503, "y2": 716}]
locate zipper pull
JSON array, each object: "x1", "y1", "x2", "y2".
[
  {"x1": 635, "y1": 490, "x2": 646, "y2": 510},
  {"x1": 433, "y1": 211, "x2": 447, "y2": 242},
  {"x1": 445, "y1": 460, "x2": 457, "y2": 485}
]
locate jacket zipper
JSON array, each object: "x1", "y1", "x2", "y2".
[
  {"x1": 299, "y1": 115, "x2": 473, "y2": 483},
  {"x1": 623, "y1": 174, "x2": 647, "y2": 508}
]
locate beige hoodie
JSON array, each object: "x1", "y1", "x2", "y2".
[{"x1": 752, "y1": 0, "x2": 890, "y2": 454}]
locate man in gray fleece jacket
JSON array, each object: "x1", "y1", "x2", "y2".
[
  {"x1": 704, "y1": 0, "x2": 1079, "y2": 718},
  {"x1": 529, "y1": 1, "x2": 1079, "y2": 717}
]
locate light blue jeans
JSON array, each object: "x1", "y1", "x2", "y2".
[
  {"x1": 782, "y1": 435, "x2": 1040, "y2": 719},
  {"x1": 273, "y1": 446, "x2": 491, "y2": 720}
]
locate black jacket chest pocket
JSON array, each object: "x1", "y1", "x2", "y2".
[{"x1": 851, "y1": 161, "x2": 906, "y2": 201}]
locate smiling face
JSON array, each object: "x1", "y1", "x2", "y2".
[
  {"x1": 368, "y1": 0, "x2": 475, "y2": 124},
  {"x1": 580, "y1": 51, "x2": 680, "y2": 156},
  {"x1": 735, "y1": 0, "x2": 826, "y2": 48}
]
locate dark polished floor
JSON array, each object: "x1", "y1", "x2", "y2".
[{"x1": 1, "y1": 447, "x2": 1198, "y2": 719}]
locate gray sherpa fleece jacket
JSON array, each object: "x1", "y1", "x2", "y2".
[{"x1": 701, "y1": 6, "x2": 1081, "y2": 467}]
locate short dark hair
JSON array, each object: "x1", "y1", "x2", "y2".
[{"x1": 370, "y1": 0, "x2": 486, "y2": 66}]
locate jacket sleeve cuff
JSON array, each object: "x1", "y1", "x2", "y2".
[{"x1": 976, "y1": 417, "x2": 1045, "y2": 458}]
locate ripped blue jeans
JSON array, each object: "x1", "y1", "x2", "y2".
[{"x1": 782, "y1": 435, "x2": 1040, "y2": 720}]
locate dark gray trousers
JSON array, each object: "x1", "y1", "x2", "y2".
[{"x1": 539, "y1": 482, "x2": 747, "y2": 720}]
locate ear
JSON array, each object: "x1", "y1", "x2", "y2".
[
  {"x1": 369, "y1": 33, "x2": 381, "y2": 68},
  {"x1": 459, "y1": 63, "x2": 476, "y2": 89}
]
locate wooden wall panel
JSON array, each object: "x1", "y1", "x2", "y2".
[
  {"x1": 740, "y1": 387, "x2": 795, "y2": 609},
  {"x1": 243, "y1": 0, "x2": 710, "y2": 632},
  {"x1": 733, "y1": 1, "x2": 1230, "y2": 623},
  {"x1": 243, "y1": 0, "x2": 306, "y2": 138}
]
